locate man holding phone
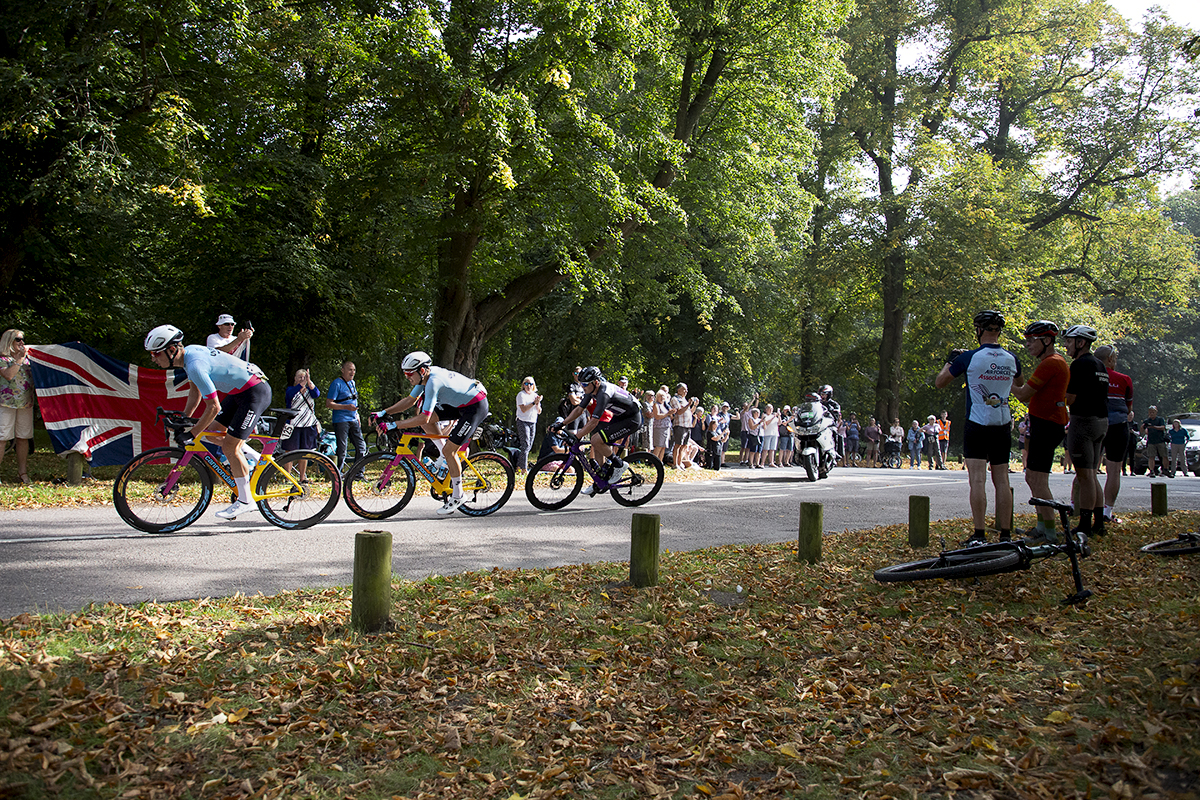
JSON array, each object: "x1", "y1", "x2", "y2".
[{"x1": 207, "y1": 314, "x2": 254, "y2": 359}]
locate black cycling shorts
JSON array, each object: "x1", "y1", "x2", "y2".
[
  {"x1": 215, "y1": 381, "x2": 272, "y2": 440},
  {"x1": 1026, "y1": 415, "x2": 1066, "y2": 473},
  {"x1": 597, "y1": 409, "x2": 642, "y2": 447},
  {"x1": 435, "y1": 396, "x2": 490, "y2": 446},
  {"x1": 962, "y1": 420, "x2": 1012, "y2": 466},
  {"x1": 1103, "y1": 421, "x2": 1129, "y2": 463},
  {"x1": 1067, "y1": 415, "x2": 1107, "y2": 471}
]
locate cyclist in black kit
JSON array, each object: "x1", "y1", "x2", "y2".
[{"x1": 552, "y1": 366, "x2": 642, "y2": 495}]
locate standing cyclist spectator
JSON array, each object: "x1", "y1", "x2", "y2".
[
  {"x1": 1141, "y1": 406, "x2": 1169, "y2": 478},
  {"x1": 1012, "y1": 320, "x2": 1069, "y2": 543},
  {"x1": 1095, "y1": 344, "x2": 1133, "y2": 523},
  {"x1": 282, "y1": 368, "x2": 321, "y2": 483},
  {"x1": 145, "y1": 325, "x2": 270, "y2": 520},
  {"x1": 934, "y1": 310, "x2": 1024, "y2": 544},
  {"x1": 1168, "y1": 419, "x2": 1191, "y2": 477},
  {"x1": 936, "y1": 410, "x2": 951, "y2": 470},
  {"x1": 326, "y1": 360, "x2": 368, "y2": 473},
  {"x1": 514, "y1": 376, "x2": 542, "y2": 473},
  {"x1": 1062, "y1": 324, "x2": 1110, "y2": 538},
  {"x1": 863, "y1": 417, "x2": 881, "y2": 466},
  {"x1": 0, "y1": 329, "x2": 35, "y2": 484},
  {"x1": 374, "y1": 351, "x2": 490, "y2": 515},
  {"x1": 206, "y1": 314, "x2": 254, "y2": 358}
]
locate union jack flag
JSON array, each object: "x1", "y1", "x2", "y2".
[{"x1": 28, "y1": 343, "x2": 190, "y2": 466}]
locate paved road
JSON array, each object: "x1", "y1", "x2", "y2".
[{"x1": 2, "y1": 466, "x2": 1197, "y2": 618}]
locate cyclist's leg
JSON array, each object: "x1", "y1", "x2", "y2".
[
  {"x1": 215, "y1": 382, "x2": 271, "y2": 507},
  {"x1": 1025, "y1": 416, "x2": 1064, "y2": 528},
  {"x1": 442, "y1": 398, "x2": 489, "y2": 480}
]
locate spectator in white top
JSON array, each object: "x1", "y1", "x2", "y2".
[
  {"x1": 669, "y1": 382, "x2": 698, "y2": 470},
  {"x1": 206, "y1": 314, "x2": 253, "y2": 358},
  {"x1": 760, "y1": 404, "x2": 780, "y2": 467},
  {"x1": 514, "y1": 376, "x2": 542, "y2": 472}
]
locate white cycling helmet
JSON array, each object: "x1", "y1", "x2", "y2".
[
  {"x1": 1062, "y1": 324, "x2": 1098, "y2": 342},
  {"x1": 401, "y1": 350, "x2": 432, "y2": 372},
  {"x1": 145, "y1": 324, "x2": 184, "y2": 352}
]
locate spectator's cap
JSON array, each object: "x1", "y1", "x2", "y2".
[
  {"x1": 1149, "y1": 405, "x2": 1157, "y2": 411},
  {"x1": 216, "y1": 314, "x2": 235, "y2": 326},
  {"x1": 722, "y1": 402, "x2": 730, "y2": 408},
  {"x1": 569, "y1": 383, "x2": 583, "y2": 396},
  {"x1": 928, "y1": 414, "x2": 935, "y2": 420},
  {"x1": 751, "y1": 408, "x2": 760, "y2": 415},
  {"x1": 619, "y1": 376, "x2": 628, "y2": 383}
]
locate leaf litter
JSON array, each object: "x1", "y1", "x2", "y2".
[{"x1": 0, "y1": 511, "x2": 1197, "y2": 798}]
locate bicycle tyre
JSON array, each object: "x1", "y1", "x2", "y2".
[
  {"x1": 113, "y1": 448, "x2": 214, "y2": 533},
  {"x1": 457, "y1": 451, "x2": 515, "y2": 517},
  {"x1": 874, "y1": 547, "x2": 1023, "y2": 583},
  {"x1": 1140, "y1": 535, "x2": 1200, "y2": 557},
  {"x1": 255, "y1": 450, "x2": 341, "y2": 529},
  {"x1": 526, "y1": 454, "x2": 584, "y2": 510},
  {"x1": 343, "y1": 452, "x2": 416, "y2": 520},
  {"x1": 610, "y1": 451, "x2": 664, "y2": 507}
]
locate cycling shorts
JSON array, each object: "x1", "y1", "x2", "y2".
[
  {"x1": 1066, "y1": 415, "x2": 1107, "y2": 471},
  {"x1": 215, "y1": 381, "x2": 272, "y2": 440},
  {"x1": 962, "y1": 420, "x2": 1012, "y2": 466},
  {"x1": 1103, "y1": 421, "x2": 1129, "y2": 463},
  {"x1": 1026, "y1": 415, "x2": 1066, "y2": 473},
  {"x1": 598, "y1": 409, "x2": 641, "y2": 447},
  {"x1": 435, "y1": 395, "x2": 490, "y2": 446}
]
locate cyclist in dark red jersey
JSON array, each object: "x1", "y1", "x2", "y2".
[{"x1": 1094, "y1": 344, "x2": 1133, "y2": 524}]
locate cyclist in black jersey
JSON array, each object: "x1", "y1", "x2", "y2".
[{"x1": 552, "y1": 366, "x2": 642, "y2": 495}]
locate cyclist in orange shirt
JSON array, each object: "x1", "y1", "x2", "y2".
[{"x1": 1011, "y1": 320, "x2": 1070, "y2": 543}]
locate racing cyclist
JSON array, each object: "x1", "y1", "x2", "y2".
[
  {"x1": 374, "y1": 351, "x2": 489, "y2": 516},
  {"x1": 145, "y1": 325, "x2": 271, "y2": 521},
  {"x1": 552, "y1": 366, "x2": 642, "y2": 496}
]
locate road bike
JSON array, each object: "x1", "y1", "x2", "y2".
[
  {"x1": 1140, "y1": 530, "x2": 1200, "y2": 556},
  {"x1": 342, "y1": 420, "x2": 514, "y2": 519},
  {"x1": 113, "y1": 408, "x2": 341, "y2": 533},
  {"x1": 873, "y1": 497, "x2": 1094, "y2": 605},
  {"x1": 525, "y1": 431, "x2": 664, "y2": 510}
]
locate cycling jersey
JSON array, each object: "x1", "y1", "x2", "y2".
[
  {"x1": 948, "y1": 344, "x2": 1022, "y2": 426},
  {"x1": 582, "y1": 381, "x2": 639, "y2": 423},
  {"x1": 182, "y1": 345, "x2": 262, "y2": 399},
  {"x1": 409, "y1": 366, "x2": 486, "y2": 414},
  {"x1": 1025, "y1": 353, "x2": 1069, "y2": 425},
  {"x1": 1105, "y1": 369, "x2": 1133, "y2": 425},
  {"x1": 1066, "y1": 352, "x2": 1109, "y2": 418}
]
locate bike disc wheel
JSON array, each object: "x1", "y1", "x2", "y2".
[
  {"x1": 610, "y1": 451, "x2": 664, "y2": 507},
  {"x1": 874, "y1": 547, "x2": 1023, "y2": 583},
  {"x1": 343, "y1": 452, "x2": 415, "y2": 520},
  {"x1": 113, "y1": 448, "x2": 214, "y2": 533},
  {"x1": 1140, "y1": 535, "x2": 1200, "y2": 556},
  {"x1": 255, "y1": 450, "x2": 341, "y2": 529},
  {"x1": 526, "y1": 454, "x2": 584, "y2": 510},
  {"x1": 457, "y1": 451, "x2": 515, "y2": 517}
]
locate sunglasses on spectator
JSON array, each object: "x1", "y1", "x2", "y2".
[{"x1": 13, "y1": 337, "x2": 24, "y2": 343}]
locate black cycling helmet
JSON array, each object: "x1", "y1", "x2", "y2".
[
  {"x1": 973, "y1": 310, "x2": 1005, "y2": 331},
  {"x1": 1062, "y1": 324, "x2": 1098, "y2": 342},
  {"x1": 578, "y1": 366, "x2": 603, "y2": 384},
  {"x1": 1023, "y1": 320, "x2": 1059, "y2": 339}
]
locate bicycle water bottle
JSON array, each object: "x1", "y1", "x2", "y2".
[
  {"x1": 421, "y1": 455, "x2": 436, "y2": 474},
  {"x1": 434, "y1": 456, "x2": 449, "y2": 480},
  {"x1": 241, "y1": 445, "x2": 259, "y2": 473}
]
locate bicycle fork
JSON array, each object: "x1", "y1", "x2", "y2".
[{"x1": 1058, "y1": 507, "x2": 1092, "y2": 606}]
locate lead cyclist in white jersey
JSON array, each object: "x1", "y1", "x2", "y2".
[
  {"x1": 145, "y1": 324, "x2": 271, "y2": 520},
  {"x1": 373, "y1": 351, "x2": 489, "y2": 516}
]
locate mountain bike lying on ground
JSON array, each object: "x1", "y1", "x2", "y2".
[
  {"x1": 113, "y1": 408, "x2": 341, "y2": 533},
  {"x1": 1140, "y1": 530, "x2": 1200, "y2": 556},
  {"x1": 873, "y1": 497, "x2": 1094, "y2": 605},
  {"x1": 525, "y1": 430, "x2": 664, "y2": 510},
  {"x1": 342, "y1": 419, "x2": 514, "y2": 519}
]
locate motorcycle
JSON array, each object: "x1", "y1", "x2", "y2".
[{"x1": 792, "y1": 395, "x2": 838, "y2": 482}]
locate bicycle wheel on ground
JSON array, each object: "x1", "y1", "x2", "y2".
[
  {"x1": 343, "y1": 452, "x2": 415, "y2": 520},
  {"x1": 874, "y1": 547, "x2": 1023, "y2": 583},
  {"x1": 457, "y1": 451, "x2": 515, "y2": 517},
  {"x1": 526, "y1": 454, "x2": 584, "y2": 510},
  {"x1": 255, "y1": 450, "x2": 341, "y2": 529},
  {"x1": 1140, "y1": 534, "x2": 1200, "y2": 556},
  {"x1": 114, "y1": 448, "x2": 214, "y2": 533},
  {"x1": 610, "y1": 451, "x2": 664, "y2": 507}
]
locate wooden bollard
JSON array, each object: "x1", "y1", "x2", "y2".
[
  {"x1": 630, "y1": 513, "x2": 660, "y2": 588},
  {"x1": 1151, "y1": 482, "x2": 1168, "y2": 516},
  {"x1": 798, "y1": 502, "x2": 822, "y2": 563},
  {"x1": 352, "y1": 531, "x2": 392, "y2": 632},
  {"x1": 66, "y1": 452, "x2": 86, "y2": 486},
  {"x1": 908, "y1": 495, "x2": 930, "y2": 548}
]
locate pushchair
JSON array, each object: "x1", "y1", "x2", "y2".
[{"x1": 882, "y1": 439, "x2": 903, "y2": 469}]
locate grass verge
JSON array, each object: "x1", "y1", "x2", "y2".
[{"x1": 1, "y1": 512, "x2": 1198, "y2": 798}]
